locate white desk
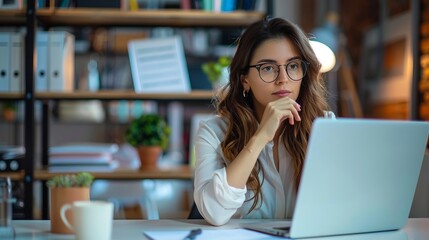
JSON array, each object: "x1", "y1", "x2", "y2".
[{"x1": 10, "y1": 218, "x2": 429, "y2": 240}]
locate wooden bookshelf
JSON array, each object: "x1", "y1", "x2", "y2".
[
  {"x1": 0, "y1": 8, "x2": 264, "y2": 27},
  {"x1": 0, "y1": 91, "x2": 214, "y2": 101},
  {"x1": 34, "y1": 165, "x2": 193, "y2": 180},
  {"x1": 0, "y1": 170, "x2": 25, "y2": 181},
  {"x1": 35, "y1": 90, "x2": 215, "y2": 101},
  {"x1": 36, "y1": 8, "x2": 265, "y2": 27},
  {"x1": 2, "y1": 4, "x2": 266, "y2": 220},
  {"x1": 0, "y1": 93, "x2": 25, "y2": 100},
  {"x1": 0, "y1": 10, "x2": 26, "y2": 26}
]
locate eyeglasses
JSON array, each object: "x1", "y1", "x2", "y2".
[{"x1": 247, "y1": 59, "x2": 309, "y2": 83}]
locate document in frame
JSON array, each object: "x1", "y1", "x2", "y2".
[{"x1": 128, "y1": 36, "x2": 191, "y2": 93}]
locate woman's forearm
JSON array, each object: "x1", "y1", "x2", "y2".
[{"x1": 225, "y1": 133, "x2": 267, "y2": 188}]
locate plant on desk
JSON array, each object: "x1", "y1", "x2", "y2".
[
  {"x1": 47, "y1": 172, "x2": 94, "y2": 234},
  {"x1": 125, "y1": 114, "x2": 171, "y2": 170}
]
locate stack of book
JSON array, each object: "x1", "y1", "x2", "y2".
[{"x1": 48, "y1": 143, "x2": 120, "y2": 172}]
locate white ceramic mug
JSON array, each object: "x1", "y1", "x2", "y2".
[{"x1": 60, "y1": 201, "x2": 113, "y2": 240}]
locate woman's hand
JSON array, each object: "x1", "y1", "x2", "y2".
[
  {"x1": 225, "y1": 98, "x2": 300, "y2": 189},
  {"x1": 256, "y1": 97, "x2": 301, "y2": 142}
]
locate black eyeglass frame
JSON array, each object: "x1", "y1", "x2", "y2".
[{"x1": 247, "y1": 60, "x2": 310, "y2": 83}]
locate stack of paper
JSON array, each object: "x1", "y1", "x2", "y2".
[
  {"x1": 48, "y1": 143, "x2": 119, "y2": 172},
  {"x1": 128, "y1": 36, "x2": 191, "y2": 93}
]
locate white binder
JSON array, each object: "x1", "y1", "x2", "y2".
[
  {"x1": 36, "y1": 32, "x2": 48, "y2": 92},
  {"x1": 48, "y1": 31, "x2": 75, "y2": 92},
  {"x1": 10, "y1": 33, "x2": 24, "y2": 93},
  {"x1": 0, "y1": 33, "x2": 11, "y2": 92}
]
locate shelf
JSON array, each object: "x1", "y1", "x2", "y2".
[
  {"x1": 0, "y1": 170, "x2": 25, "y2": 181},
  {"x1": 0, "y1": 10, "x2": 26, "y2": 26},
  {"x1": 0, "y1": 8, "x2": 264, "y2": 27},
  {"x1": 5, "y1": 4, "x2": 264, "y2": 220},
  {"x1": 0, "y1": 91, "x2": 214, "y2": 101},
  {"x1": 34, "y1": 165, "x2": 193, "y2": 180},
  {"x1": 35, "y1": 90, "x2": 215, "y2": 101},
  {"x1": 0, "y1": 93, "x2": 25, "y2": 100},
  {"x1": 36, "y1": 8, "x2": 265, "y2": 27}
]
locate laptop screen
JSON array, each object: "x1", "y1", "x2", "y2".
[{"x1": 243, "y1": 118, "x2": 429, "y2": 239}]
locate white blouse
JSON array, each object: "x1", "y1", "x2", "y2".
[{"x1": 193, "y1": 112, "x2": 335, "y2": 226}]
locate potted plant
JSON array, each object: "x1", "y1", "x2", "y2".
[
  {"x1": 201, "y1": 56, "x2": 231, "y2": 89},
  {"x1": 47, "y1": 172, "x2": 94, "y2": 234},
  {"x1": 2, "y1": 101, "x2": 17, "y2": 122},
  {"x1": 125, "y1": 114, "x2": 171, "y2": 169}
]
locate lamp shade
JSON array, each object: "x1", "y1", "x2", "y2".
[{"x1": 309, "y1": 40, "x2": 336, "y2": 73}]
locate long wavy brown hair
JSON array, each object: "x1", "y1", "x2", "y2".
[{"x1": 215, "y1": 18, "x2": 329, "y2": 212}]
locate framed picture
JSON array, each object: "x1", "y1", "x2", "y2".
[
  {"x1": 360, "y1": 11, "x2": 413, "y2": 106},
  {"x1": 128, "y1": 36, "x2": 191, "y2": 93}
]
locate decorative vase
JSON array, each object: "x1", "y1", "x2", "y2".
[
  {"x1": 137, "y1": 146, "x2": 162, "y2": 170},
  {"x1": 49, "y1": 187, "x2": 90, "y2": 234}
]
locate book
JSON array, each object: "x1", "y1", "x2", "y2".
[
  {"x1": 47, "y1": 161, "x2": 120, "y2": 173},
  {"x1": 49, "y1": 143, "x2": 119, "y2": 154},
  {"x1": 0, "y1": 145, "x2": 25, "y2": 160},
  {"x1": 49, "y1": 152, "x2": 113, "y2": 165},
  {"x1": 48, "y1": 143, "x2": 119, "y2": 170}
]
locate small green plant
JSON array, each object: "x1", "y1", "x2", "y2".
[
  {"x1": 201, "y1": 56, "x2": 231, "y2": 84},
  {"x1": 125, "y1": 114, "x2": 171, "y2": 150},
  {"x1": 3, "y1": 100, "x2": 17, "y2": 111},
  {"x1": 46, "y1": 172, "x2": 94, "y2": 188}
]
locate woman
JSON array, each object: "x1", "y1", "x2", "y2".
[{"x1": 193, "y1": 17, "x2": 335, "y2": 226}]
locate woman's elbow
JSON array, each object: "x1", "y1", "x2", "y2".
[
  {"x1": 203, "y1": 213, "x2": 231, "y2": 226},
  {"x1": 196, "y1": 201, "x2": 232, "y2": 226}
]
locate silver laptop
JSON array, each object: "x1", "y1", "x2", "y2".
[{"x1": 242, "y1": 118, "x2": 429, "y2": 238}]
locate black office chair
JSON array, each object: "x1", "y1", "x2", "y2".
[{"x1": 188, "y1": 202, "x2": 204, "y2": 219}]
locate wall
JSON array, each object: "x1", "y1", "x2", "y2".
[
  {"x1": 296, "y1": 0, "x2": 429, "y2": 217},
  {"x1": 299, "y1": 0, "x2": 414, "y2": 119},
  {"x1": 273, "y1": 0, "x2": 301, "y2": 24},
  {"x1": 419, "y1": 0, "x2": 429, "y2": 120}
]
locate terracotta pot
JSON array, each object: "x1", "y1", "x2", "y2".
[
  {"x1": 3, "y1": 109, "x2": 16, "y2": 122},
  {"x1": 49, "y1": 187, "x2": 90, "y2": 234},
  {"x1": 137, "y1": 146, "x2": 162, "y2": 170}
]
